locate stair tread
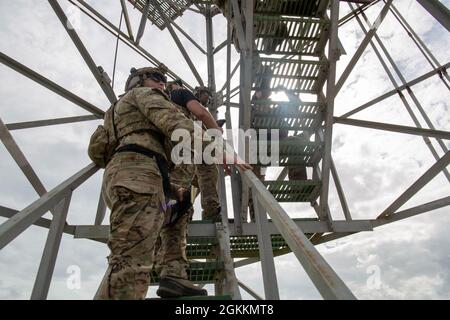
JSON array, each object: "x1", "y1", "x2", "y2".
[
  {"x1": 253, "y1": 140, "x2": 324, "y2": 166},
  {"x1": 264, "y1": 180, "x2": 321, "y2": 202},
  {"x1": 254, "y1": 0, "x2": 325, "y2": 17},
  {"x1": 130, "y1": 0, "x2": 190, "y2": 30},
  {"x1": 254, "y1": 15, "x2": 329, "y2": 56},
  {"x1": 150, "y1": 261, "x2": 222, "y2": 284},
  {"x1": 253, "y1": 57, "x2": 328, "y2": 94},
  {"x1": 186, "y1": 234, "x2": 292, "y2": 259}
]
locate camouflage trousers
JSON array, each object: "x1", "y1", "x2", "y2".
[
  {"x1": 194, "y1": 163, "x2": 220, "y2": 220},
  {"x1": 94, "y1": 186, "x2": 194, "y2": 300},
  {"x1": 171, "y1": 162, "x2": 220, "y2": 220},
  {"x1": 94, "y1": 186, "x2": 165, "y2": 300},
  {"x1": 153, "y1": 209, "x2": 191, "y2": 279}
]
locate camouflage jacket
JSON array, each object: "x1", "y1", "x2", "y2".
[{"x1": 103, "y1": 87, "x2": 201, "y2": 203}]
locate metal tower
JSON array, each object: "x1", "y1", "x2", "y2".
[{"x1": 0, "y1": 0, "x2": 449, "y2": 300}]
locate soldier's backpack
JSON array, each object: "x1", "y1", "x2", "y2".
[{"x1": 87, "y1": 103, "x2": 118, "y2": 168}]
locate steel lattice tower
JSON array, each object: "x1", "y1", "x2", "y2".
[{"x1": 0, "y1": 0, "x2": 449, "y2": 300}]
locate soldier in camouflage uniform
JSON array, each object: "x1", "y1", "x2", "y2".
[
  {"x1": 192, "y1": 86, "x2": 222, "y2": 222},
  {"x1": 166, "y1": 82, "x2": 222, "y2": 222},
  {"x1": 94, "y1": 66, "x2": 251, "y2": 300}
]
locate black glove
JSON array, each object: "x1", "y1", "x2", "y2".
[
  {"x1": 216, "y1": 119, "x2": 226, "y2": 127},
  {"x1": 164, "y1": 188, "x2": 192, "y2": 226}
]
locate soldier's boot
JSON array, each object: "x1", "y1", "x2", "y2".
[{"x1": 157, "y1": 276, "x2": 208, "y2": 298}]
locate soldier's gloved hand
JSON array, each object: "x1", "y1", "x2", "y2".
[{"x1": 175, "y1": 187, "x2": 189, "y2": 201}]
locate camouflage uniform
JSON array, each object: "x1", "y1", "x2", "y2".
[
  {"x1": 94, "y1": 87, "x2": 202, "y2": 300},
  {"x1": 169, "y1": 88, "x2": 221, "y2": 221},
  {"x1": 153, "y1": 161, "x2": 194, "y2": 280},
  {"x1": 194, "y1": 162, "x2": 221, "y2": 220}
]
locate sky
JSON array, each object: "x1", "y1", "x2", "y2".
[{"x1": 0, "y1": 0, "x2": 449, "y2": 300}]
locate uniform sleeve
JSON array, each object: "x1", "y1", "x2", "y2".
[
  {"x1": 133, "y1": 88, "x2": 208, "y2": 153},
  {"x1": 134, "y1": 88, "x2": 194, "y2": 137}
]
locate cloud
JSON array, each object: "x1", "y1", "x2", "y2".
[{"x1": 0, "y1": 0, "x2": 449, "y2": 300}]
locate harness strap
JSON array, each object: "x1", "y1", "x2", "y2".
[{"x1": 115, "y1": 144, "x2": 172, "y2": 199}]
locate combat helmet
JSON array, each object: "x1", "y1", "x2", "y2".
[
  {"x1": 194, "y1": 86, "x2": 212, "y2": 97},
  {"x1": 125, "y1": 64, "x2": 168, "y2": 91}
]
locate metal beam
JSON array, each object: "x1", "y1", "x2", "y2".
[
  {"x1": 238, "y1": 0, "x2": 254, "y2": 223},
  {"x1": 220, "y1": 60, "x2": 240, "y2": 92},
  {"x1": 135, "y1": 0, "x2": 151, "y2": 45},
  {"x1": 237, "y1": 280, "x2": 263, "y2": 300},
  {"x1": 94, "y1": 192, "x2": 107, "y2": 226},
  {"x1": 48, "y1": 0, "x2": 117, "y2": 104},
  {"x1": 378, "y1": 151, "x2": 450, "y2": 218},
  {"x1": 164, "y1": 0, "x2": 202, "y2": 14},
  {"x1": 0, "y1": 118, "x2": 65, "y2": 220},
  {"x1": 31, "y1": 192, "x2": 72, "y2": 300},
  {"x1": 223, "y1": 0, "x2": 242, "y2": 235},
  {"x1": 239, "y1": 167, "x2": 356, "y2": 299},
  {"x1": 338, "y1": 1, "x2": 380, "y2": 27},
  {"x1": 334, "y1": 117, "x2": 450, "y2": 140},
  {"x1": 230, "y1": 0, "x2": 248, "y2": 52},
  {"x1": 151, "y1": 0, "x2": 204, "y2": 86},
  {"x1": 171, "y1": 19, "x2": 206, "y2": 55},
  {"x1": 74, "y1": 219, "x2": 374, "y2": 241},
  {"x1": 119, "y1": 0, "x2": 134, "y2": 40},
  {"x1": 0, "y1": 163, "x2": 98, "y2": 250},
  {"x1": 213, "y1": 39, "x2": 230, "y2": 55},
  {"x1": 68, "y1": 0, "x2": 193, "y2": 90},
  {"x1": 341, "y1": 63, "x2": 450, "y2": 118},
  {"x1": 276, "y1": 167, "x2": 288, "y2": 181},
  {"x1": 416, "y1": 0, "x2": 450, "y2": 33},
  {"x1": 331, "y1": 159, "x2": 352, "y2": 221},
  {"x1": 313, "y1": 196, "x2": 450, "y2": 245},
  {"x1": 216, "y1": 223, "x2": 242, "y2": 300},
  {"x1": 356, "y1": 7, "x2": 449, "y2": 155},
  {"x1": 349, "y1": 5, "x2": 450, "y2": 184},
  {"x1": 0, "y1": 51, "x2": 104, "y2": 118},
  {"x1": 253, "y1": 194, "x2": 280, "y2": 300},
  {"x1": 374, "y1": 196, "x2": 450, "y2": 227},
  {"x1": 6, "y1": 115, "x2": 98, "y2": 131},
  {"x1": 320, "y1": 0, "x2": 340, "y2": 223},
  {"x1": 0, "y1": 206, "x2": 76, "y2": 236},
  {"x1": 335, "y1": 0, "x2": 393, "y2": 94},
  {"x1": 389, "y1": 3, "x2": 450, "y2": 85}
]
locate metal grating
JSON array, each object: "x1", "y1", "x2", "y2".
[
  {"x1": 229, "y1": 234, "x2": 290, "y2": 258},
  {"x1": 264, "y1": 180, "x2": 321, "y2": 202},
  {"x1": 252, "y1": 100, "x2": 324, "y2": 131},
  {"x1": 185, "y1": 234, "x2": 292, "y2": 259},
  {"x1": 255, "y1": 139, "x2": 324, "y2": 166},
  {"x1": 150, "y1": 261, "x2": 222, "y2": 284},
  {"x1": 254, "y1": 0, "x2": 323, "y2": 17},
  {"x1": 254, "y1": 15, "x2": 329, "y2": 56},
  {"x1": 128, "y1": 0, "x2": 192, "y2": 30},
  {"x1": 253, "y1": 57, "x2": 328, "y2": 94},
  {"x1": 186, "y1": 236, "x2": 218, "y2": 259}
]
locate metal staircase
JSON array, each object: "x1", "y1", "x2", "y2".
[
  {"x1": 250, "y1": 1, "x2": 329, "y2": 207},
  {"x1": 0, "y1": 0, "x2": 448, "y2": 301}
]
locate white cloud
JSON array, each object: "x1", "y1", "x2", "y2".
[{"x1": 0, "y1": 0, "x2": 449, "y2": 300}]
